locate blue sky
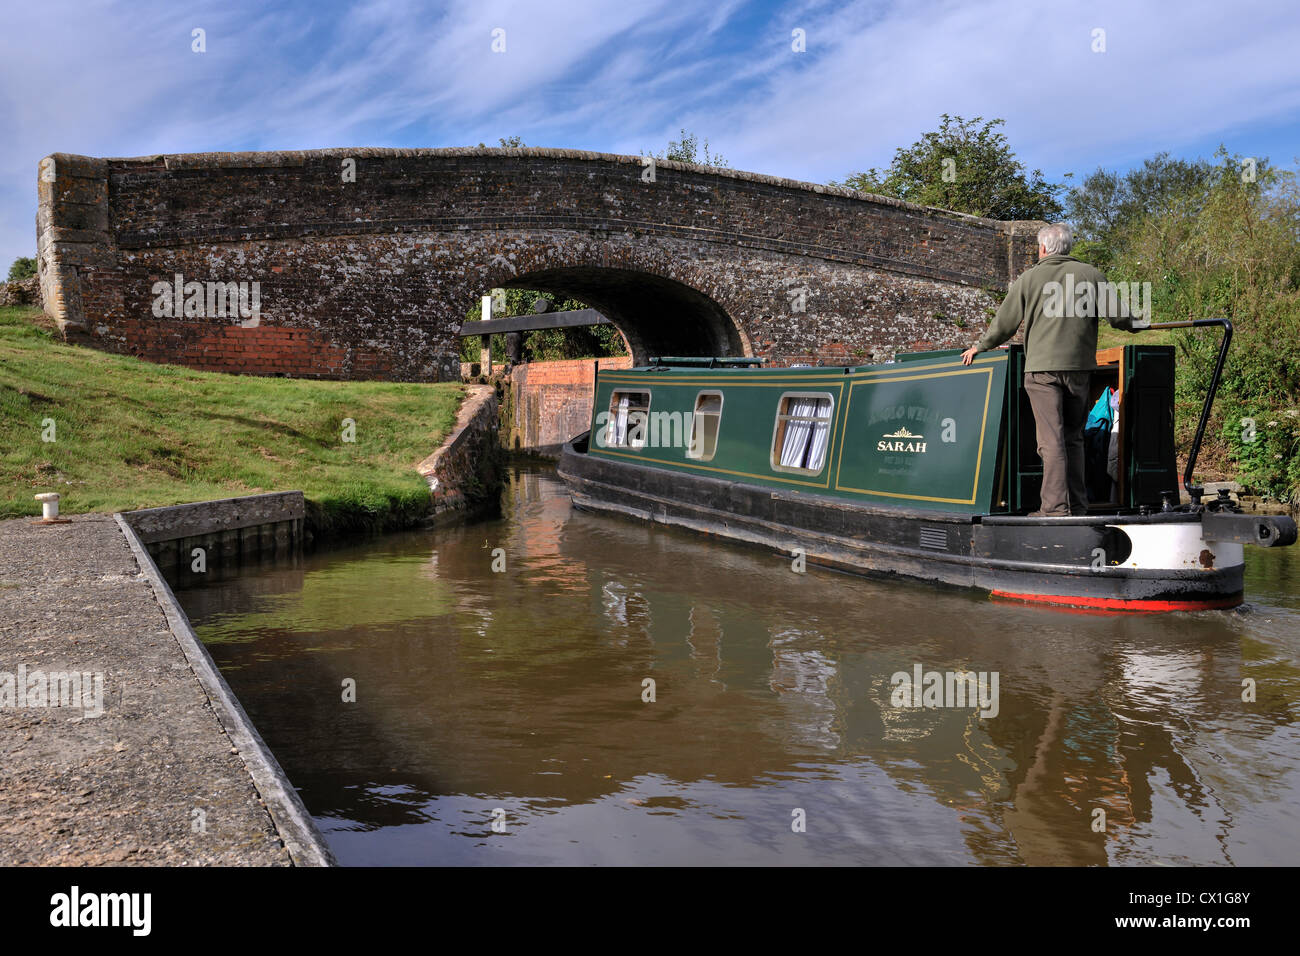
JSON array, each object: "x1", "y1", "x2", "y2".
[{"x1": 2, "y1": 0, "x2": 1299, "y2": 271}]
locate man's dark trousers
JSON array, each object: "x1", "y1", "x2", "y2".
[{"x1": 1023, "y1": 371, "x2": 1092, "y2": 515}]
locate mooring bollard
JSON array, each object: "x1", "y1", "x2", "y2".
[{"x1": 33, "y1": 492, "x2": 70, "y2": 525}]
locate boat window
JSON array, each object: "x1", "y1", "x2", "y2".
[
  {"x1": 771, "y1": 393, "x2": 834, "y2": 475},
  {"x1": 606, "y1": 390, "x2": 651, "y2": 448},
  {"x1": 687, "y1": 391, "x2": 724, "y2": 461}
]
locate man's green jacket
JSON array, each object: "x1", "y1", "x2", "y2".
[{"x1": 975, "y1": 253, "x2": 1139, "y2": 372}]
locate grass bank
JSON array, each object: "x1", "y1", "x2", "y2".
[{"x1": 0, "y1": 306, "x2": 463, "y2": 536}]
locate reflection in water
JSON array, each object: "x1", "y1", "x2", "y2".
[{"x1": 176, "y1": 466, "x2": 1300, "y2": 866}]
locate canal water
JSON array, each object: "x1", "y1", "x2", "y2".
[{"x1": 174, "y1": 465, "x2": 1300, "y2": 865}]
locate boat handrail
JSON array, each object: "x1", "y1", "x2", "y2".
[{"x1": 645, "y1": 356, "x2": 765, "y2": 368}]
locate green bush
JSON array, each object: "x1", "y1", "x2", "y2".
[
  {"x1": 1184, "y1": 294, "x2": 1300, "y2": 496},
  {"x1": 7, "y1": 257, "x2": 36, "y2": 282},
  {"x1": 1220, "y1": 402, "x2": 1300, "y2": 500},
  {"x1": 1086, "y1": 149, "x2": 1300, "y2": 496}
]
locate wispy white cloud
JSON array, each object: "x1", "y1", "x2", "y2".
[
  {"x1": 708, "y1": 0, "x2": 1300, "y2": 183},
  {"x1": 1, "y1": 0, "x2": 1298, "y2": 268}
]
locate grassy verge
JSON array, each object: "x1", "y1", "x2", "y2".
[
  {"x1": 0, "y1": 306, "x2": 463, "y2": 535},
  {"x1": 1096, "y1": 323, "x2": 1175, "y2": 350}
]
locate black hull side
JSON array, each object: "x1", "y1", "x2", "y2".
[{"x1": 557, "y1": 439, "x2": 1245, "y2": 612}]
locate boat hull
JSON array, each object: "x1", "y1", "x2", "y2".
[{"x1": 558, "y1": 436, "x2": 1253, "y2": 612}]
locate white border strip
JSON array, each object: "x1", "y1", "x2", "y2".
[{"x1": 114, "y1": 513, "x2": 336, "y2": 867}]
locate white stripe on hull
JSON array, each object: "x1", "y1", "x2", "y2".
[{"x1": 1112, "y1": 523, "x2": 1244, "y2": 573}]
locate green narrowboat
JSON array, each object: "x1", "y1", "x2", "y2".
[{"x1": 557, "y1": 320, "x2": 1296, "y2": 612}]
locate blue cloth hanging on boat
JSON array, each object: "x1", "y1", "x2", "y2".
[
  {"x1": 1086, "y1": 387, "x2": 1115, "y2": 433},
  {"x1": 1084, "y1": 387, "x2": 1116, "y2": 503}
]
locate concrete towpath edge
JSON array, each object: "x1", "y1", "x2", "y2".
[{"x1": 113, "y1": 513, "x2": 337, "y2": 867}]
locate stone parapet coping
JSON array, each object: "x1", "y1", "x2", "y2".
[{"x1": 51, "y1": 146, "x2": 1044, "y2": 233}]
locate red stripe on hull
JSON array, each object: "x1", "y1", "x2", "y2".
[{"x1": 990, "y1": 590, "x2": 1243, "y2": 614}]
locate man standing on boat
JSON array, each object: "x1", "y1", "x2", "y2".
[{"x1": 960, "y1": 223, "x2": 1136, "y2": 517}]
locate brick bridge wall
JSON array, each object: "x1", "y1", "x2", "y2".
[{"x1": 37, "y1": 148, "x2": 1042, "y2": 380}]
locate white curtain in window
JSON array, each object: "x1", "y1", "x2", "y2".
[
  {"x1": 806, "y1": 409, "x2": 831, "y2": 469},
  {"x1": 778, "y1": 397, "x2": 832, "y2": 469},
  {"x1": 779, "y1": 398, "x2": 815, "y2": 467},
  {"x1": 613, "y1": 394, "x2": 631, "y2": 446}
]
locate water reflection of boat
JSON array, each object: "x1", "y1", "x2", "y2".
[
  {"x1": 560, "y1": 331, "x2": 1296, "y2": 612},
  {"x1": 177, "y1": 468, "x2": 1300, "y2": 864}
]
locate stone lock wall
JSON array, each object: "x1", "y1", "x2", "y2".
[
  {"x1": 37, "y1": 148, "x2": 1042, "y2": 380},
  {"x1": 416, "y1": 385, "x2": 505, "y2": 520},
  {"x1": 121, "y1": 491, "x2": 305, "y2": 578},
  {"x1": 507, "y1": 356, "x2": 635, "y2": 457}
]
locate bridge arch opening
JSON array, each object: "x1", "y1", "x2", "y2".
[{"x1": 497, "y1": 267, "x2": 746, "y2": 363}]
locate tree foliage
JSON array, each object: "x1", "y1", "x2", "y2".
[
  {"x1": 644, "y1": 129, "x2": 729, "y2": 168},
  {"x1": 476, "y1": 136, "x2": 526, "y2": 148},
  {"x1": 7, "y1": 257, "x2": 35, "y2": 282},
  {"x1": 1062, "y1": 151, "x2": 1253, "y2": 269},
  {"x1": 1097, "y1": 148, "x2": 1300, "y2": 498},
  {"x1": 830, "y1": 114, "x2": 1062, "y2": 220}
]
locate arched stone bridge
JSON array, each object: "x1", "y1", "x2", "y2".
[{"x1": 37, "y1": 147, "x2": 1041, "y2": 380}]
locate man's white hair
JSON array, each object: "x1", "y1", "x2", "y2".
[{"x1": 1038, "y1": 223, "x2": 1073, "y2": 256}]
